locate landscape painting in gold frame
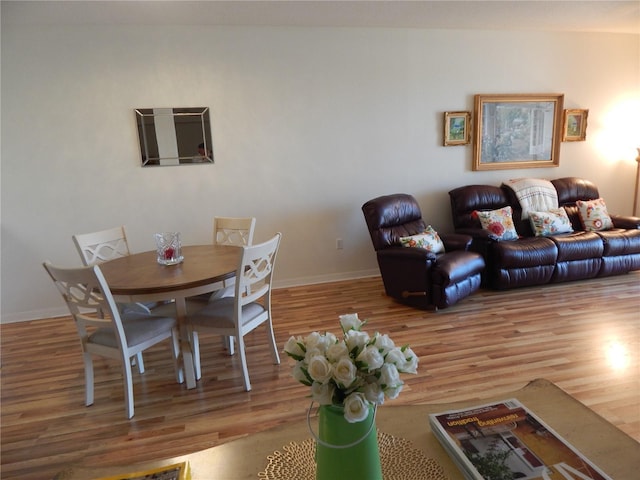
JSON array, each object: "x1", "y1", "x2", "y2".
[
  {"x1": 562, "y1": 109, "x2": 588, "y2": 142},
  {"x1": 473, "y1": 93, "x2": 564, "y2": 171},
  {"x1": 444, "y1": 111, "x2": 471, "y2": 146}
]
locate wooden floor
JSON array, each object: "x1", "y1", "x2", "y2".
[{"x1": 2, "y1": 273, "x2": 639, "y2": 480}]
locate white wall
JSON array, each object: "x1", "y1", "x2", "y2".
[{"x1": 1, "y1": 22, "x2": 638, "y2": 322}]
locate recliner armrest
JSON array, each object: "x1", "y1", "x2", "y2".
[
  {"x1": 440, "y1": 233, "x2": 473, "y2": 251},
  {"x1": 453, "y1": 227, "x2": 493, "y2": 240},
  {"x1": 611, "y1": 215, "x2": 640, "y2": 229},
  {"x1": 377, "y1": 246, "x2": 437, "y2": 261},
  {"x1": 451, "y1": 227, "x2": 495, "y2": 259}
]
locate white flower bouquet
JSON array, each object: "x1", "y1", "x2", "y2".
[{"x1": 284, "y1": 313, "x2": 418, "y2": 423}]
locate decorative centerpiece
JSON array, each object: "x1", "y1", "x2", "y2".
[
  {"x1": 154, "y1": 232, "x2": 183, "y2": 265},
  {"x1": 284, "y1": 313, "x2": 418, "y2": 480}
]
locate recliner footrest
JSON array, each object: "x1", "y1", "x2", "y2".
[{"x1": 432, "y1": 250, "x2": 485, "y2": 286}]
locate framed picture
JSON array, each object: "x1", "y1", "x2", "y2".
[
  {"x1": 562, "y1": 109, "x2": 588, "y2": 141},
  {"x1": 444, "y1": 111, "x2": 471, "y2": 146},
  {"x1": 473, "y1": 93, "x2": 564, "y2": 171}
]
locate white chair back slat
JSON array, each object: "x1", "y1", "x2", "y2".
[
  {"x1": 213, "y1": 217, "x2": 256, "y2": 246},
  {"x1": 73, "y1": 226, "x2": 131, "y2": 266}
]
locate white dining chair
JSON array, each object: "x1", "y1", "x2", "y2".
[
  {"x1": 43, "y1": 262, "x2": 180, "y2": 419},
  {"x1": 187, "y1": 232, "x2": 282, "y2": 389},
  {"x1": 211, "y1": 216, "x2": 257, "y2": 295},
  {"x1": 73, "y1": 225, "x2": 157, "y2": 372},
  {"x1": 73, "y1": 226, "x2": 159, "y2": 314},
  {"x1": 186, "y1": 217, "x2": 257, "y2": 355},
  {"x1": 212, "y1": 217, "x2": 257, "y2": 355},
  {"x1": 187, "y1": 217, "x2": 257, "y2": 302}
]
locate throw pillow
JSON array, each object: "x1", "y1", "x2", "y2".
[
  {"x1": 475, "y1": 206, "x2": 519, "y2": 241},
  {"x1": 529, "y1": 208, "x2": 574, "y2": 237},
  {"x1": 576, "y1": 198, "x2": 613, "y2": 231},
  {"x1": 399, "y1": 225, "x2": 445, "y2": 253}
]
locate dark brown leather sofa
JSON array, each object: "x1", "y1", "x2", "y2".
[
  {"x1": 449, "y1": 177, "x2": 640, "y2": 289},
  {"x1": 362, "y1": 193, "x2": 485, "y2": 309}
]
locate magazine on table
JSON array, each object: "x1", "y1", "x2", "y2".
[
  {"x1": 94, "y1": 461, "x2": 190, "y2": 480},
  {"x1": 428, "y1": 398, "x2": 611, "y2": 480}
]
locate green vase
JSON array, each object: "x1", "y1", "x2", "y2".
[{"x1": 315, "y1": 404, "x2": 382, "y2": 480}]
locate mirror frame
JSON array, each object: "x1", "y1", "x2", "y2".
[{"x1": 135, "y1": 107, "x2": 214, "y2": 166}]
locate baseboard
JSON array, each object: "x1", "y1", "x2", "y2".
[
  {"x1": 272, "y1": 269, "x2": 380, "y2": 289},
  {"x1": 2, "y1": 307, "x2": 71, "y2": 324}
]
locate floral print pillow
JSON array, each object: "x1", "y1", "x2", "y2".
[
  {"x1": 529, "y1": 208, "x2": 574, "y2": 237},
  {"x1": 399, "y1": 225, "x2": 445, "y2": 253},
  {"x1": 576, "y1": 198, "x2": 613, "y2": 231},
  {"x1": 475, "y1": 206, "x2": 519, "y2": 241}
]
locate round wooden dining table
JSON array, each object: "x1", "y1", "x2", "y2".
[{"x1": 99, "y1": 244, "x2": 242, "y2": 389}]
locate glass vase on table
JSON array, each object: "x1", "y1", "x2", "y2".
[{"x1": 154, "y1": 232, "x2": 183, "y2": 265}]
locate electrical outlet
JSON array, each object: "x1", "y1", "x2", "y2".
[{"x1": 336, "y1": 238, "x2": 344, "y2": 249}]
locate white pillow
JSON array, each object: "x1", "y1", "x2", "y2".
[
  {"x1": 529, "y1": 209, "x2": 574, "y2": 237},
  {"x1": 399, "y1": 225, "x2": 445, "y2": 253}
]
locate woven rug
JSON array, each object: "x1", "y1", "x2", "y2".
[{"x1": 258, "y1": 431, "x2": 448, "y2": 480}]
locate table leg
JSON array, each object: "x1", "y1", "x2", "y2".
[{"x1": 174, "y1": 297, "x2": 197, "y2": 389}]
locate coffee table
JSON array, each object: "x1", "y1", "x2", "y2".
[{"x1": 54, "y1": 379, "x2": 640, "y2": 479}]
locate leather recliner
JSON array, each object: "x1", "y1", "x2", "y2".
[{"x1": 362, "y1": 193, "x2": 485, "y2": 310}]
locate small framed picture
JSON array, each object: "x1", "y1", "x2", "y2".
[
  {"x1": 562, "y1": 109, "x2": 588, "y2": 142},
  {"x1": 444, "y1": 111, "x2": 471, "y2": 146}
]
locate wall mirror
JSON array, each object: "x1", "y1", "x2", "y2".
[{"x1": 135, "y1": 107, "x2": 214, "y2": 166}]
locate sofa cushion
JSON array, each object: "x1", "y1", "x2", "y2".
[
  {"x1": 449, "y1": 184, "x2": 510, "y2": 230},
  {"x1": 577, "y1": 198, "x2": 613, "y2": 231},
  {"x1": 552, "y1": 177, "x2": 600, "y2": 205},
  {"x1": 561, "y1": 205, "x2": 586, "y2": 232},
  {"x1": 596, "y1": 229, "x2": 640, "y2": 256},
  {"x1": 475, "y1": 206, "x2": 519, "y2": 241},
  {"x1": 492, "y1": 237, "x2": 557, "y2": 268},
  {"x1": 529, "y1": 208, "x2": 574, "y2": 237},
  {"x1": 399, "y1": 225, "x2": 445, "y2": 253},
  {"x1": 549, "y1": 232, "x2": 603, "y2": 261}
]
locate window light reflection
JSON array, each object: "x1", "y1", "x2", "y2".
[
  {"x1": 593, "y1": 96, "x2": 640, "y2": 164},
  {"x1": 605, "y1": 341, "x2": 630, "y2": 371}
]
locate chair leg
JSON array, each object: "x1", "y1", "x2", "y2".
[
  {"x1": 237, "y1": 335, "x2": 251, "y2": 392},
  {"x1": 122, "y1": 355, "x2": 135, "y2": 419},
  {"x1": 191, "y1": 329, "x2": 202, "y2": 381},
  {"x1": 223, "y1": 335, "x2": 236, "y2": 355},
  {"x1": 170, "y1": 327, "x2": 182, "y2": 384},
  {"x1": 266, "y1": 320, "x2": 280, "y2": 365},
  {"x1": 83, "y1": 352, "x2": 95, "y2": 407},
  {"x1": 135, "y1": 352, "x2": 145, "y2": 373}
]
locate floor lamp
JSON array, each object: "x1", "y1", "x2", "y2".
[{"x1": 634, "y1": 147, "x2": 640, "y2": 216}]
